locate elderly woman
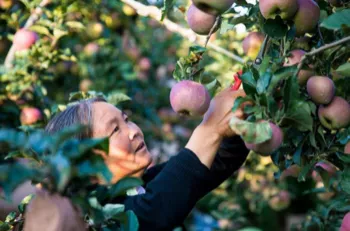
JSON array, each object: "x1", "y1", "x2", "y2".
[{"x1": 23, "y1": 87, "x2": 249, "y2": 231}]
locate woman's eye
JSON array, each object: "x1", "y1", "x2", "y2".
[
  {"x1": 125, "y1": 117, "x2": 129, "y2": 122},
  {"x1": 113, "y1": 126, "x2": 119, "y2": 133}
]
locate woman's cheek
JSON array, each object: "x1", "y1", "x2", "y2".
[{"x1": 109, "y1": 137, "x2": 131, "y2": 158}]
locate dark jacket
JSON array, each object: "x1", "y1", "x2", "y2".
[{"x1": 112, "y1": 135, "x2": 249, "y2": 231}]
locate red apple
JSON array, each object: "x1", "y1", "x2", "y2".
[
  {"x1": 318, "y1": 96, "x2": 350, "y2": 130},
  {"x1": 244, "y1": 122, "x2": 283, "y2": 156},
  {"x1": 259, "y1": 0, "x2": 299, "y2": 20},
  {"x1": 83, "y1": 42, "x2": 99, "y2": 56},
  {"x1": 281, "y1": 165, "x2": 301, "y2": 180},
  {"x1": 341, "y1": 212, "x2": 350, "y2": 231},
  {"x1": 307, "y1": 76, "x2": 335, "y2": 105},
  {"x1": 0, "y1": 0, "x2": 14, "y2": 9},
  {"x1": 13, "y1": 29, "x2": 38, "y2": 51},
  {"x1": 20, "y1": 107, "x2": 42, "y2": 125},
  {"x1": 269, "y1": 190, "x2": 291, "y2": 211},
  {"x1": 345, "y1": 142, "x2": 350, "y2": 154},
  {"x1": 242, "y1": 32, "x2": 265, "y2": 60},
  {"x1": 283, "y1": 49, "x2": 315, "y2": 85},
  {"x1": 293, "y1": 0, "x2": 320, "y2": 36},
  {"x1": 138, "y1": 57, "x2": 152, "y2": 72},
  {"x1": 192, "y1": 0, "x2": 235, "y2": 15},
  {"x1": 187, "y1": 4, "x2": 218, "y2": 35},
  {"x1": 170, "y1": 80, "x2": 210, "y2": 116},
  {"x1": 314, "y1": 161, "x2": 337, "y2": 176}
]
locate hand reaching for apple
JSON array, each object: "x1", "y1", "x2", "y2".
[{"x1": 200, "y1": 88, "x2": 246, "y2": 138}]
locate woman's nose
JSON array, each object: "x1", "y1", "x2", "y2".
[{"x1": 128, "y1": 124, "x2": 139, "y2": 140}]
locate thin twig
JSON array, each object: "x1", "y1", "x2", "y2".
[
  {"x1": 4, "y1": 0, "x2": 51, "y2": 69},
  {"x1": 204, "y1": 16, "x2": 221, "y2": 48},
  {"x1": 120, "y1": 0, "x2": 244, "y2": 63},
  {"x1": 295, "y1": 35, "x2": 350, "y2": 76}
]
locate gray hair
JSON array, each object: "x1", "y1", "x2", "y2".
[{"x1": 45, "y1": 97, "x2": 107, "y2": 140}]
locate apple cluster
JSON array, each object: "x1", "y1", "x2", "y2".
[
  {"x1": 186, "y1": 0, "x2": 235, "y2": 35},
  {"x1": 259, "y1": 0, "x2": 320, "y2": 37},
  {"x1": 305, "y1": 76, "x2": 350, "y2": 130}
]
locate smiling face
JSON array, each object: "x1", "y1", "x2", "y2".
[{"x1": 91, "y1": 102, "x2": 152, "y2": 183}]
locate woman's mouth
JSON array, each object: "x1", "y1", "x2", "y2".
[{"x1": 135, "y1": 142, "x2": 145, "y2": 153}]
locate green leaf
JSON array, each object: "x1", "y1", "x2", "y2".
[
  {"x1": 5, "y1": 212, "x2": 16, "y2": 223},
  {"x1": 321, "y1": 9, "x2": 350, "y2": 30},
  {"x1": 232, "y1": 96, "x2": 253, "y2": 112},
  {"x1": 284, "y1": 101, "x2": 313, "y2": 131},
  {"x1": 49, "y1": 153, "x2": 71, "y2": 192},
  {"x1": 298, "y1": 159, "x2": 316, "y2": 182},
  {"x1": 256, "y1": 71, "x2": 272, "y2": 94},
  {"x1": 220, "y1": 19, "x2": 235, "y2": 34},
  {"x1": 189, "y1": 45, "x2": 206, "y2": 55},
  {"x1": 66, "y1": 21, "x2": 85, "y2": 30},
  {"x1": 29, "y1": 25, "x2": 51, "y2": 36},
  {"x1": 283, "y1": 76, "x2": 300, "y2": 112},
  {"x1": 108, "y1": 177, "x2": 144, "y2": 198},
  {"x1": 262, "y1": 17, "x2": 288, "y2": 38},
  {"x1": 161, "y1": 0, "x2": 175, "y2": 21},
  {"x1": 240, "y1": 71, "x2": 257, "y2": 95},
  {"x1": 115, "y1": 210, "x2": 139, "y2": 231},
  {"x1": 102, "y1": 204, "x2": 125, "y2": 220},
  {"x1": 335, "y1": 62, "x2": 350, "y2": 76},
  {"x1": 107, "y1": 92, "x2": 131, "y2": 105},
  {"x1": 341, "y1": 167, "x2": 350, "y2": 194},
  {"x1": 238, "y1": 228, "x2": 262, "y2": 231},
  {"x1": 229, "y1": 118, "x2": 272, "y2": 144},
  {"x1": 76, "y1": 156, "x2": 112, "y2": 183},
  {"x1": 0, "y1": 223, "x2": 11, "y2": 231},
  {"x1": 268, "y1": 66, "x2": 297, "y2": 92},
  {"x1": 337, "y1": 152, "x2": 350, "y2": 163},
  {"x1": 18, "y1": 194, "x2": 35, "y2": 213}
]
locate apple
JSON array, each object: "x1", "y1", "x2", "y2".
[
  {"x1": 244, "y1": 122, "x2": 283, "y2": 156},
  {"x1": 307, "y1": 76, "x2": 335, "y2": 105},
  {"x1": 187, "y1": 4, "x2": 218, "y2": 35},
  {"x1": 20, "y1": 107, "x2": 42, "y2": 125},
  {"x1": 79, "y1": 79, "x2": 93, "y2": 92},
  {"x1": 316, "y1": 181, "x2": 335, "y2": 201},
  {"x1": 13, "y1": 29, "x2": 38, "y2": 51},
  {"x1": 345, "y1": 142, "x2": 350, "y2": 154},
  {"x1": 259, "y1": 0, "x2": 299, "y2": 20},
  {"x1": 281, "y1": 165, "x2": 301, "y2": 180},
  {"x1": 122, "y1": 4, "x2": 136, "y2": 16},
  {"x1": 0, "y1": 0, "x2": 13, "y2": 9},
  {"x1": 83, "y1": 42, "x2": 99, "y2": 56},
  {"x1": 86, "y1": 22, "x2": 104, "y2": 39},
  {"x1": 318, "y1": 96, "x2": 350, "y2": 130},
  {"x1": 138, "y1": 57, "x2": 152, "y2": 72},
  {"x1": 170, "y1": 80, "x2": 210, "y2": 116},
  {"x1": 192, "y1": 0, "x2": 235, "y2": 15},
  {"x1": 283, "y1": 49, "x2": 315, "y2": 85},
  {"x1": 314, "y1": 161, "x2": 337, "y2": 176},
  {"x1": 293, "y1": 0, "x2": 320, "y2": 36},
  {"x1": 341, "y1": 212, "x2": 350, "y2": 231},
  {"x1": 125, "y1": 46, "x2": 140, "y2": 62},
  {"x1": 268, "y1": 190, "x2": 291, "y2": 211},
  {"x1": 242, "y1": 32, "x2": 265, "y2": 60}
]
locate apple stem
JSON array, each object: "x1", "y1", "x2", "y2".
[
  {"x1": 4, "y1": 0, "x2": 51, "y2": 69},
  {"x1": 295, "y1": 35, "x2": 350, "y2": 77}
]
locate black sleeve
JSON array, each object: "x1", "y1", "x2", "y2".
[{"x1": 123, "y1": 136, "x2": 249, "y2": 231}]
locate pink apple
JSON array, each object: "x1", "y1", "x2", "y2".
[
  {"x1": 20, "y1": 107, "x2": 42, "y2": 125},
  {"x1": 13, "y1": 29, "x2": 39, "y2": 51},
  {"x1": 170, "y1": 80, "x2": 210, "y2": 117}
]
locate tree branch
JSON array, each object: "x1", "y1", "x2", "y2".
[
  {"x1": 4, "y1": 0, "x2": 51, "y2": 69},
  {"x1": 120, "y1": 0, "x2": 244, "y2": 63},
  {"x1": 295, "y1": 35, "x2": 350, "y2": 76}
]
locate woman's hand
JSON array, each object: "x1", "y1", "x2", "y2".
[
  {"x1": 200, "y1": 88, "x2": 246, "y2": 138},
  {"x1": 185, "y1": 88, "x2": 247, "y2": 169}
]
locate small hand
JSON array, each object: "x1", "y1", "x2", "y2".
[{"x1": 200, "y1": 88, "x2": 247, "y2": 138}]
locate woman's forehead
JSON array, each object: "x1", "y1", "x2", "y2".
[{"x1": 92, "y1": 102, "x2": 121, "y2": 119}]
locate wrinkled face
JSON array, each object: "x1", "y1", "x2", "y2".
[{"x1": 91, "y1": 102, "x2": 152, "y2": 183}]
